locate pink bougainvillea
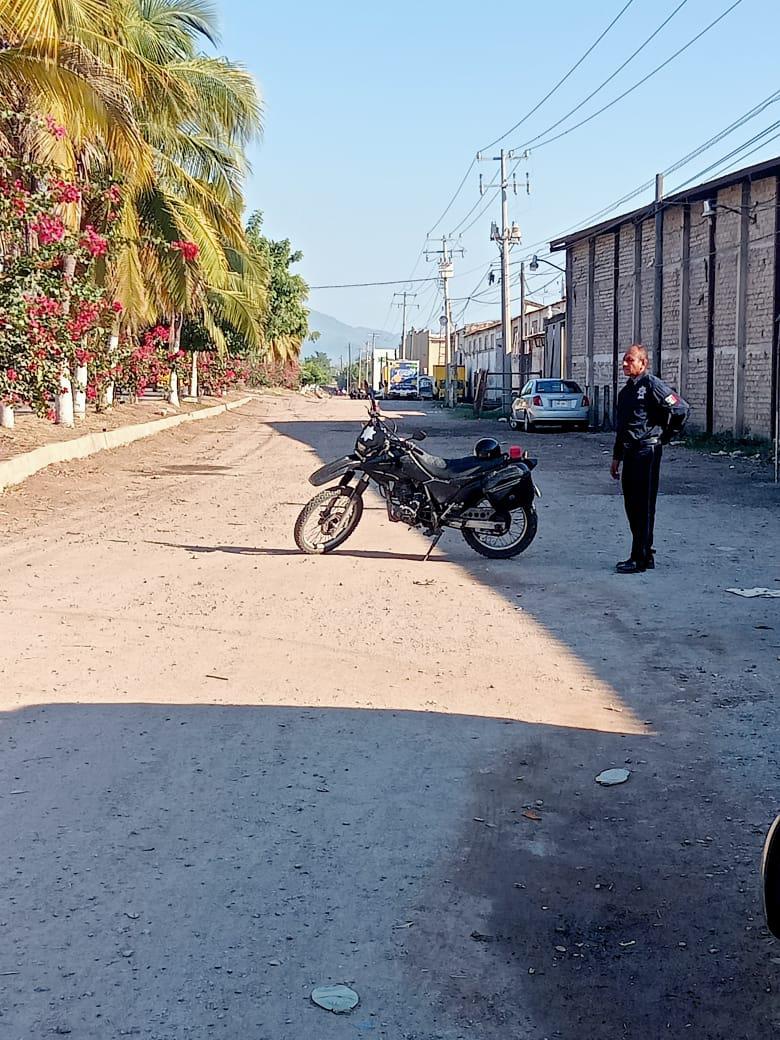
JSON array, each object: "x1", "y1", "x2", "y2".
[
  {"x1": 171, "y1": 240, "x2": 200, "y2": 262},
  {"x1": 79, "y1": 226, "x2": 108, "y2": 257}
]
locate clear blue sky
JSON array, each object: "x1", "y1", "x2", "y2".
[{"x1": 219, "y1": 0, "x2": 780, "y2": 337}]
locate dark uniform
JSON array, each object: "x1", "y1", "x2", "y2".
[{"x1": 613, "y1": 373, "x2": 689, "y2": 568}]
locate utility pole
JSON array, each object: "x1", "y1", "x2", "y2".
[
  {"x1": 393, "y1": 291, "x2": 418, "y2": 360},
  {"x1": 347, "y1": 342, "x2": 352, "y2": 395},
  {"x1": 426, "y1": 236, "x2": 464, "y2": 407},
  {"x1": 479, "y1": 148, "x2": 525, "y2": 414},
  {"x1": 518, "y1": 259, "x2": 526, "y2": 390}
]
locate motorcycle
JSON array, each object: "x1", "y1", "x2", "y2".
[{"x1": 293, "y1": 396, "x2": 541, "y2": 560}]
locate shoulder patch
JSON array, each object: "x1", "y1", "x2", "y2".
[{"x1": 664, "y1": 393, "x2": 680, "y2": 405}]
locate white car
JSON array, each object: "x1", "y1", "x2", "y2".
[{"x1": 510, "y1": 379, "x2": 590, "y2": 432}]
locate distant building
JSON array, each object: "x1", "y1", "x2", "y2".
[
  {"x1": 458, "y1": 299, "x2": 566, "y2": 405},
  {"x1": 550, "y1": 154, "x2": 780, "y2": 439},
  {"x1": 404, "y1": 329, "x2": 446, "y2": 374}
]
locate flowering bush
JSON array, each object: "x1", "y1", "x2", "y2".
[{"x1": 0, "y1": 121, "x2": 121, "y2": 416}]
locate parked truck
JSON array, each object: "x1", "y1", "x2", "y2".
[
  {"x1": 432, "y1": 365, "x2": 466, "y2": 401},
  {"x1": 382, "y1": 359, "x2": 420, "y2": 400}
]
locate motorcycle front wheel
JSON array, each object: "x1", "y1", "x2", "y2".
[
  {"x1": 462, "y1": 503, "x2": 537, "y2": 559},
  {"x1": 294, "y1": 487, "x2": 364, "y2": 554}
]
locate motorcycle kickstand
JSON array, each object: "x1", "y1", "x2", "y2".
[{"x1": 422, "y1": 531, "x2": 442, "y2": 562}]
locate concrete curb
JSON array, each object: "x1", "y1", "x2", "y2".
[{"x1": 0, "y1": 395, "x2": 253, "y2": 493}]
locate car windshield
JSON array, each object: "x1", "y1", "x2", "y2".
[{"x1": 536, "y1": 380, "x2": 582, "y2": 395}]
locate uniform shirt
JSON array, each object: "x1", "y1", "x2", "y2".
[{"x1": 613, "y1": 372, "x2": 689, "y2": 461}]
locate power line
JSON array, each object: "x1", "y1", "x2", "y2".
[
  {"x1": 426, "y1": 159, "x2": 477, "y2": 236},
  {"x1": 479, "y1": 0, "x2": 638, "y2": 152},
  {"x1": 518, "y1": 0, "x2": 743, "y2": 155},
  {"x1": 670, "y1": 119, "x2": 780, "y2": 192},
  {"x1": 449, "y1": 1, "x2": 741, "y2": 241},
  {"x1": 309, "y1": 276, "x2": 438, "y2": 289},
  {"x1": 432, "y1": 2, "x2": 639, "y2": 239},
  {"x1": 501, "y1": 92, "x2": 780, "y2": 268},
  {"x1": 501, "y1": 0, "x2": 692, "y2": 155},
  {"x1": 449, "y1": 1, "x2": 694, "y2": 237}
]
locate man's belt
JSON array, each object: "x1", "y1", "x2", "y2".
[{"x1": 623, "y1": 435, "x2": 661, "y2": 451}]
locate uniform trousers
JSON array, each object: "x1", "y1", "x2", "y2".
[{"x1": 621, "y1": 442, "x2": 662, "y2": 563}]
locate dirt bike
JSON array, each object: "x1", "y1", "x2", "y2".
[{"x1": 293, "y1": 397, "x2": 541, "y2": 560}]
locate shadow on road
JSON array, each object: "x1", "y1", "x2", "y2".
[
  {"x1": 148, "y1": 540, "x2": 444, "y2": 562},
  {"x1": 254, "y1": 401, "x2": 780, "y2": 1040},
  {"x1": 1, "y1": 699, "x2": 777, "y2": 1040}
]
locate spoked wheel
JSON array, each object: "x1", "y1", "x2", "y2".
[
  {"x1": 462, "y1": 500, "x2": 538, "y2": 559},
  {"x1": 294, "y1": 487, "x2": 364, "y2": 554}
]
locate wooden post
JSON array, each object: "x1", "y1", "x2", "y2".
[
  {"x1": 706, "y1": 209, "x2": 717, "y2": 435},
  {"x1": 679, "y1": 204, "x2": 691, "y2": 396},
  {"x1": 586, "y1": 238, "x2": 595, "y2": 387},
  {"x1": 633, "y1": 221, "x2": 642, "y2": 342},
  {"x1": 734, "y1": 179, "x2": 750, "y2": 437},
  {"x1": 612, "y1": 231, "x2": 620, "y2": 426},
  {"x1": 653, "y1": 174, "x2": 664, "y2": 375}
]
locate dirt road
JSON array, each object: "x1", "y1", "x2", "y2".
[{"x1": 1, "y1": 393, "x2": 779, "y2": 1039}]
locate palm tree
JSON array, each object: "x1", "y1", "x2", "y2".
[
  {"x1": 2, "y1": 0, "x2": 269, "y2": 412},
  {"x1": 108, "y1": 0, "x2": 267, "y2": 401}
]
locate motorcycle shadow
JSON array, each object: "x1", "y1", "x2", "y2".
[{"x1": 147, "y1": 540, "x2": 445, "y2": 563}]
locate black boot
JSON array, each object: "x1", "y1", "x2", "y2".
[{"x1": 616, "y1": 558, "x2": 646, "y2": 574}]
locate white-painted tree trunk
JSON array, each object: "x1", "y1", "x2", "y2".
[
  {"x1": 73, "y1": 363, "x2": 87, "y2": 419},
  {"x1": 102, "y1": 328, "x2": 119, "y2": 409},
  {"x1": 57, "y1": 253, "x2": 77, "y2": 426},
  {"x1": 0, "y1": 403, "x2": 14, "y2": 429},
  {"x1": 168, "y1": 314, "x2": 182, "y2": 406},
  {"x1": 56, "y1": 363, "x2": 75, "y2": 426},
  {"x1": 189, "y1": 351, "x2": 198, "y2": 399}
]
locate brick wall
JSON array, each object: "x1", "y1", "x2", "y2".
[
  {"x1": 569, "y1": 240, "x2": 589, "y2": 385},
  {"x1": 562, "y1": 171, "x2": 779, "y2": 440},
  {"x1": 661, "y1": 207, "x2": 682, "y2": 388},
  {"x1": 640, "y1": 220, "x2": 656, "y2": 371},
  {"x1": 744, "y1": 177, "x2": 776, "y2": 434}
]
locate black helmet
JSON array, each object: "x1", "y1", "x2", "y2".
[{"x1": 474, "y1": 437, "x2": 502, "y2": 460}]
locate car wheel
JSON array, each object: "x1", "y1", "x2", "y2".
[
  {"x1": 508, "y1": 416, "x2": 519, "y2": 430},
  {"x1": 523, "y1": 411, "x2": 534, "y2": 433}
]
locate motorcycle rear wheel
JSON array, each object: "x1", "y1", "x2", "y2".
[
  {"x1": 462, "y1": 503, "x2": 537, "y2": 559},
  {"x1": 294, "y1": 487, "x2": 364, "y2": 554}
]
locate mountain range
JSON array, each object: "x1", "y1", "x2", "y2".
[{"x1": 305, "y1": 310, "x2": 398, "y2": 364}]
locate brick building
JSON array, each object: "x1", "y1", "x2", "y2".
[
  {"x1": 550, "y1": 156, "x2": 780, "y2": 440},
  {"x1": 457, "y1": 300, "x2": 565, "y2": 405}
]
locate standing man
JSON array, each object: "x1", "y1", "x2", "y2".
[{"x1": 610, "y1": 344, "x2": 689, "y2": 574}]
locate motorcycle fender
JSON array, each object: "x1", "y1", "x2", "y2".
[{"x1": 309, "y1": 454, "x2": 360, "y2": 487}]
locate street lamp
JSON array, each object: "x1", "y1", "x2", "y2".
[
  {"x1": 702, "y1": 199, "x2": 756, "y2": 223},
  {"x1": 529, "y1": 254, "x2": 565, "y2": 273}
]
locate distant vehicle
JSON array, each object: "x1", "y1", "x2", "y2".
[
  {"x1": 510, "y1": 378, "x2": 589, "y2": 432},
  {"x1": 418, "y1": 375, "x2": 434, "y2": 400},
  {"x1": 384, "y1": 359, "x2": 420, "y2": 400},
  {"x1": 432, "y1": 365, "x2": 466, "y2": 401}
]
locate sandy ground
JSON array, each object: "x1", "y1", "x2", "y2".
[{"x1": 1, "y1": 392, "x2": 779, "y2": 1039}]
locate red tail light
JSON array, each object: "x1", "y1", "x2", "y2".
[
  {"x1": 582, "y1": 394, "x2": 590, "y2": 406},
  {"x1": 532, "y1": 395, "x2": 543, "y2": 407},
  {"x1": 508, "y1": 445, "x2": 523, "y2": 460}
]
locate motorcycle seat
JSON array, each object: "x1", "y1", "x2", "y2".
[{"x1": 414, "y1": 449, "x2": 504, "y2": 482}]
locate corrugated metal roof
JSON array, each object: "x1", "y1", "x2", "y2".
[{"x1": 549, "y1": 153, "x2": 780, "y2": 252}]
